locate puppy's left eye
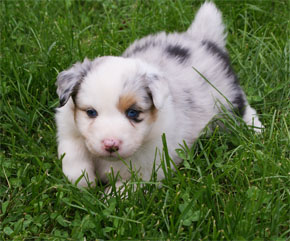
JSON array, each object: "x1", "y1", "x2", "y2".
[
  {"x1": 126, "y1": 108, "x2": 142, "y2": 122},
  {"x1": 127, "y1": 109, "x2": 139, "y2": 118},
  {"x1": 86, "y1": 108, "x2": 98, "y2": 118}
]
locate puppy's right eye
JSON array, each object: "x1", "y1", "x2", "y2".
[{"x1": 86, "y1": 108, "x2": 98, "y2": 118}]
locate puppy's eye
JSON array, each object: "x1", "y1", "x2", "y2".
[
  {"x1": 127, "y1": 109, "x2": 139, "y2": 118},
  {"x1": 126, "y1": 108, "x2": 142, "y2": 122},
  {"x1": 86, "y1": 108, "x2": 98, "y2": 118}
]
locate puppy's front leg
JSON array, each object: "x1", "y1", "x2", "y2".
[
  {"x1": 243, "y1": 105, "x2": 264, "y2": 133},
  {"x1": 58, "y1": 137, "x2": 96, "y2": 187}
]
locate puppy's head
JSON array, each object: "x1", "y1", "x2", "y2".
[{"x1": 56, "y1": 57, "x2": 169, "y2": 158}]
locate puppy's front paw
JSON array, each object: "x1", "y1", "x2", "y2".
[{"x1": 243, "y1": 106, "x2": 264, "y2": 133}]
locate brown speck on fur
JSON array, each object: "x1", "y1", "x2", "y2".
[
  {"x1": 73, "y1": 105, "x2": 84, "y2": 123},
  {"x1": 73, "y1": 104, "x2": 78, "y2": 123},
  {"x1": 148, "y1": 105, "x2": 158, "y2": 123},
  {"x1": 117, "y1": 94, "x2": 137, "y2": 113}
]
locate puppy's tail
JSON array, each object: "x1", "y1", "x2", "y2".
[{"x1": 187, "y1": 2, "x2": 227, "y2": 49}]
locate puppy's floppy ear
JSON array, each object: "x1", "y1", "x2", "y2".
[
  {"x1": 56, "y1": 58, "x2": 92, "y2": 107},
  {"x1": 146, "y1": 74, "x2": 170, "y2": 109}
]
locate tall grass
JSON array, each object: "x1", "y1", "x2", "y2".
[{"x1": 1, "y1": 0, "x2": 289, "y2": 239}]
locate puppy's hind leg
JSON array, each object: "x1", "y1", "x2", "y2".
[{"x1": 243, "y1": 105, "x2": 264, "y2": 133}]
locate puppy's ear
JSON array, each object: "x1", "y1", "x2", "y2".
[
  {"x1": 146, "y1": 74, "x2": 170, "y2": 109},
  {"x1": 56, "y1": 58, "x2": 92, "y2": 107}
]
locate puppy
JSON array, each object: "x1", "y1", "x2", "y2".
[{"x1": 55, "y1": 2, "x2": 263, "y2": 188}]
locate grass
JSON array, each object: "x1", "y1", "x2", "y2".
[{"x1": 0, "y1": 0, "x2": 289, "y2": 240}]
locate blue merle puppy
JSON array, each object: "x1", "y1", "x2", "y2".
[{"x1": 55, "y1": 2, "x2": 263, "y2": 189}]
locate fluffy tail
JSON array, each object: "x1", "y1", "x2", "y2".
[{"x1": 187, "y1": 2, "x2": 227, "y2": 49}]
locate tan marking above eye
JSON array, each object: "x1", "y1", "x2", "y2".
[
  {"x1": 117, "y1": 93, "x2": 137, "y2": 113},
  {"x1": 118, "y1": 92, "x2": 158, "y2": 123}
]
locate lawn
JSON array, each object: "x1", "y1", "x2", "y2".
[{"x1": 0, "y1": 0, "x2": 289, "y2": 240}]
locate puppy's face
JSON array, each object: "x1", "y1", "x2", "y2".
[{"x1": 57, "y1": 57, "x2": 169, "y2": 158}]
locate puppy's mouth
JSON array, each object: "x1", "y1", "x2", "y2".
[
  {"x1": 100, "y1": 152, "x2": 120, "y2": 158},
  {"x1": 101, "y1": 153, "x2": 123, "y2": 161},
  {"x1": 99, "y1": 151, "x2": 131, "y2": 160}
]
